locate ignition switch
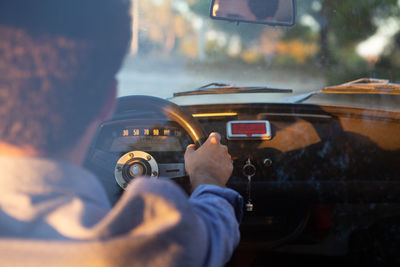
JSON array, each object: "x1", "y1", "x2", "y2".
[{"x1": 243, "y1": 158, "x2": 256, "y2": 177}]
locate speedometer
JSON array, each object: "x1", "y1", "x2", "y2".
[{"x1": 95, "y1": 121, "x2": 190, "y2": 153}]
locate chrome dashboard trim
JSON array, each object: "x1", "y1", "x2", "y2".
[{"x1": 227, "y1": 120, "x2": 272, "y2": 140}]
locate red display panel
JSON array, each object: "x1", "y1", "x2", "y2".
[
  {"x1": 227, "y1": 120, "x2": 272, "y2": 140},
  {"x1": 231, "y1": 123, "x2": 267, "y2": 137}
]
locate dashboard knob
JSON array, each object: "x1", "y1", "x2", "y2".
[{"x1": 263, "y1": 158, "x2": 273, "y2": 167}]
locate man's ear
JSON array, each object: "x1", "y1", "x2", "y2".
[{"x1": 97, "y1": 80, "x2": 117, "y2": 121}]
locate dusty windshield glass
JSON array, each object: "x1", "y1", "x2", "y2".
[{"x1": 117, "y1": 0, "x2": 400, "y2": 104}]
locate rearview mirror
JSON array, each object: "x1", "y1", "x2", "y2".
[{"x1": 210, "y1": 0, "x2": 296, "y2": 27}]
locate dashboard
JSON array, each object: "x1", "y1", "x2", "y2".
[
  {"x1": 186, "y1": 103, "x2": 400, "y2": 252},
  {"x1": 84, "y1": 96, "x2": 400, "y2": 257}
]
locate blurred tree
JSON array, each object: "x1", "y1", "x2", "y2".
[
  {"x1": 306, "y1": 0, "x2": 400, "y2": 82},
  {"x1": 137, "y1": 0, "x2": 400, "y2": 84},
  {"x1": 138, "y1": 0, "x2": 197, "y2": 57},
  {"x1": 375, "y1": 32, "x2": 400, "y2": 82},
  {"x1": 189, "y1": 0, "x2": 318, "y2": 64}
]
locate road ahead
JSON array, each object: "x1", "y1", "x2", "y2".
[{"x1": 117, "y1": 56, "x2": 326, "y2": 104}]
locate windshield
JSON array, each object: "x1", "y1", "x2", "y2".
[{"x1": 117, "y1": 0, "x2": 400, "y2": 105}]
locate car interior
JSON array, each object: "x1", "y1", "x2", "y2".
[
  {"x1": 84, "y1": 94, "x2": 400, "y2": 266},
  {"x1": 82, "y1": 0, "x2": 400, "y2": 266}
]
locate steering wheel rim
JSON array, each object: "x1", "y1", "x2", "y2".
[{"x1": 84, "y1": 95, "x2": 207, "y2": 203}]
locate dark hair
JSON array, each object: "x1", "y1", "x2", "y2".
[
  {"x1": 248, "y1": 0, "x2": 279, "y2": 20},
  {"x1": 0, "y1": 0, "x2": 131, "y2": 154}
]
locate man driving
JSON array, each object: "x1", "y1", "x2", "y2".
[{"x1": 0, "y1": 0, "x2": 242, "y2": 266}]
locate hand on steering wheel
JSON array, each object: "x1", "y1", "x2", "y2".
[{"x1": 185, "y1": 132, "x2": 233, "y2": 191}]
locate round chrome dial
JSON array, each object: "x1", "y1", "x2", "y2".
[{"x1": 114, "y1": 151, "x2": 159, "y2": 190}]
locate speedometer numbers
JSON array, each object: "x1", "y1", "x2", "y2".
[{"x1": 119, "y1": 127, "x2": 182, "y2": 138}]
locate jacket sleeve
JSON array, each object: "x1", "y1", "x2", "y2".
[
  {"x1": 96, "y1": 178, "x2": 243, "y2": 267},
  {"x1": 189, "y1": 185, "x2": 243, "y2": 267}
]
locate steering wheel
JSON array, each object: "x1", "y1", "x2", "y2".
[{"x1": 84, "y1": 95, "x2": 207, "y2": 204}]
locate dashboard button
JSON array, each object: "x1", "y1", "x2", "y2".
[{"x1": 263, "y1": 158, "x2": 273, "y2": 167}]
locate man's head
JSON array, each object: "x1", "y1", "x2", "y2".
[{"x1": 0, "y1": 0, "x2": 131, "y2": 155}]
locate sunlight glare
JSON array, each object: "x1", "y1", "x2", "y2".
[{"x1": 357, "y1": 17, "x2": 400, "y2": 58}]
